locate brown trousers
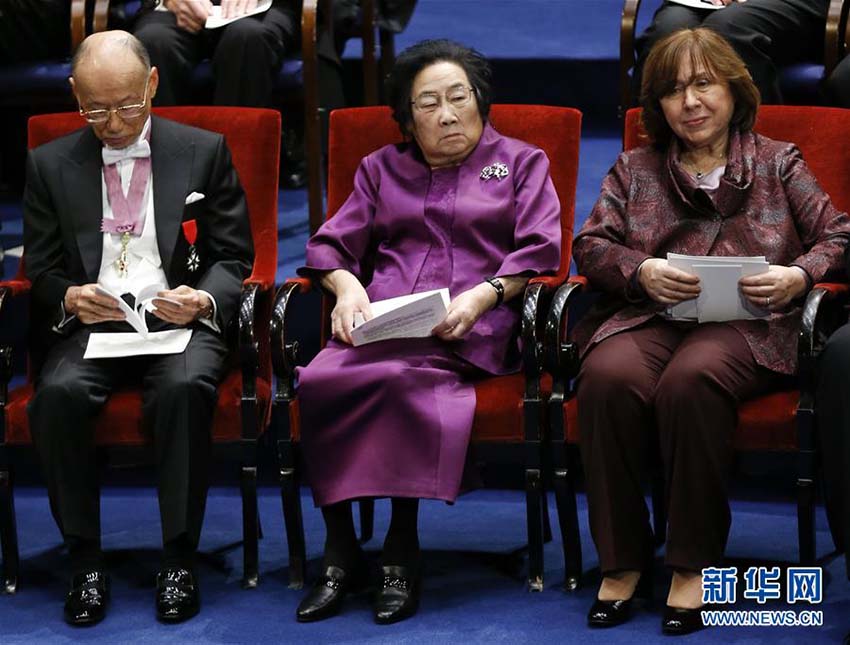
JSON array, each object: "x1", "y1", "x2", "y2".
[{"x1": 577, "y1": 319, "x2": 778, "y2": 573}]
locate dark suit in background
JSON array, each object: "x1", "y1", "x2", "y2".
[
  {"x1": 133, "y1": 0, "x2": 300, "y2": 107},
  {"x1": 633, "y1": 0, "x2": 830, "y2": 105}
]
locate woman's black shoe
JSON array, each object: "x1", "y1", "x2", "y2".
[
  {"x1": 587, "y1": 597, "x2": 633, "y2": 627},
  {"x1": 662, "y1": 604, "x2": 706, "y2": 635},
  {"x1": 373, "y1": 565, "x2": 420, "y2": 624},
  {"x1": 296, "y1": 563, "x2": 368, "y2": 623},
  {"x1": 587, "y1": 570, "x2": 652, "y2": 628}
]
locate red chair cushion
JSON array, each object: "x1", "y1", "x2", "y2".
[
  {"x1": 5, "y1": 370, "x2": 271, "y2": 446},
  {"x1": 564, "y1": 389, "x2": 798, "y2": 451}
]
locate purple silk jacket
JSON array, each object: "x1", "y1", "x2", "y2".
[
  {"x1": 298, "y1": 123, "x2": 562, "y2": 374},
  {"x1": 573, "y1": 129, "x2": 850, "y2": 375}
]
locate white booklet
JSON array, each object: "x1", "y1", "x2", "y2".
[
  {"x1": 666, "y1": 253, "x2": 769, "y2": 322},
  {"x1": 205, "y1": 0, "x2": 272, "y2": 28},
  {"x1": 668, "y1": 0, "x2": 725, "y2": 9},
  {"x1": 83, "y1": 284, "x2": 192, "y2": 359},
  {"x1": 350, "y1": 288, "x2": 450, "y2": 347}
]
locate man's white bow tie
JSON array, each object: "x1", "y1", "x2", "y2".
[{"x1": 101, "y1": 139, "x2": 151, "y2": 166}]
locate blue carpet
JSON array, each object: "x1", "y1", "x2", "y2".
[{"x1": 2, "y1": 486, "x2": 848, "y2": 643}]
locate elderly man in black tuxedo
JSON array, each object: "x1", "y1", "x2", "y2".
[{"x1": 22, "y1": 30, "x2": 253, "y2": 626}]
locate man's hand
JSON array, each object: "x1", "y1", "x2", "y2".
[
  {"x1": 164, "y1": 0, "x2": 213, "y2": 33},
  {"x1": 220, "y1": 0, "x2": 259, "y2": 19},
  {"x1": 151, "y1": 285, "x2": 212, "y2": 325},
  {"x1": 431, "y1": 283, "x2": 495, "y2": 341},
  {"x1": 637, "y1": 258, "x2": 701, "y2": 305},
  {"x1": 739, "y1": 265, "x2": 808, "y2": 312},
  {"x1": 64, "y1": 284, "x2": 126, "y2": 325}
]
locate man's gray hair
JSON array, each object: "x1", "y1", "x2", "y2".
[{"x1": 71, "y1": 31, "x2": 152, "y2": 77}]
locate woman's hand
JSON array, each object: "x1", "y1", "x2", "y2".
[
  {"x1": 322, "y1": 269, "x2": 372, "y2": 345},
  {"x1": 638, "y1": 258, "x2": 701, "y2": 305},
  {"x1": 432, "y1": 283, "x2": 496, "y2": 341},
  {"x1": 739, "y1": 265, "x2": 808, "y2": 312}
]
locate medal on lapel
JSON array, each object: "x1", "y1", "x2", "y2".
[
  {"x1": 182, "y1": 219, "x2": 200, "y2": 273},
  {"x1": 480, "y1": 161, "x2": 509, "y2": 182}
]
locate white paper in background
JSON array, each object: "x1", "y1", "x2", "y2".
[
  {"x1": 667, "y1": 0, "x2": 725, "y2": 10},
  {"x1": 205, "y1": 0, "x2": 273, "y2": 28},
  {"x1": 84, "y1": 329, "x2": 193, "y2": 359},
  {"x1": 350, "y1": 288, "x2": 450, "y2": 347}
]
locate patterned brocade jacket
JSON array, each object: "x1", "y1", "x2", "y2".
[{"x1": 573, "y1": 129, "x2": 850, "y2": 375}]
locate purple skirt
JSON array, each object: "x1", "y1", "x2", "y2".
[{"x1": 296, "y1": 337, "x2": 479, "y2": 507}]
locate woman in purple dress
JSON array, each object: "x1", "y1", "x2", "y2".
[
  {"x1": 574, "y1": 28, "x2": 850, "y2": 635},
  {"x1": 293, "y1": 40, "x2": 562, "y2": 624}
]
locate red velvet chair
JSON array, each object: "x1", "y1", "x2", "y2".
[
  {"x1": 546, "y1": 105, "x2": 850, "y2": 588},
  {"x1": 270, "y1": 104, "x2": 581, "y2": 591},
  {"x1": 0, "y1": 106, "x2": 279, "y2": 594}
]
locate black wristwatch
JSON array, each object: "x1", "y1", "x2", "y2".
[{"x1": 484, "y1": 276, "x2": 504, "y2": 308}]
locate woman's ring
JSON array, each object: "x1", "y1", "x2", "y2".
[{"x1": 766, "y1": 296, "x2": 770, "y2": 307}]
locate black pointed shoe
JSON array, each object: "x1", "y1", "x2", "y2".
[
  {"x1": 373, "y1": 565, "x2": 420, "y2": 625},
  {"x1": 587, "y1": 570, "x2": 652, "y2": 628},
  {"x1": 64, "y1": 571, "x2": 110, "y2": 626},
  {"x1": 156, "y1": 567, "x2": 200, "y2": 623},
  {"x1": 296, "y1": 563, "x2": 369, "y2": 623},
  {"x1": 587, "y1": 597, "x2": 634, "y2": 627},
  {"x1": 662, "y1": 604, "x2": 706, "y2": 635}
]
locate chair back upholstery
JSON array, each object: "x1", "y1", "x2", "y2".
[
  {"x1": 624, "y1": 106, "x2": 850, "y2": 213},
  {"x1": 28, "y1": 106, "x2": 280, "y2": 289},
  {"x1": 327, "y1": 105, "x2": 582, "y2": 282}
]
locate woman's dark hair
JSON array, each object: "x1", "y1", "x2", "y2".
[
  {"x1": 640, "y1": 28, "x2": 760, "y2": 148},
  {"x1": 387, "y1": 39, "x2": 492, "y2": 137}
]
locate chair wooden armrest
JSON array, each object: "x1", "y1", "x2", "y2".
[
  {"x1": 824, "y1": 0, "x2": 848, "y2": 76},
  {"x1": 620, "y1": 0, "x2": 643, "y2": 118},
  {"x1": 798, "y1": 281, "x2": 850, "y2": 386},
  {"x1": 543, "y1": 276, "x2": 588, "y2": 381},
  {"x1": 71, "y1": 0, "x2": 87, "y2": 51},
  {"x1": 270, "y1": 278, "x2": 314, "y2": 400},
  {"x1": 521, "y1": 280, "x2": 559, "y2": 397},
  {"x1": 361, "y1": 0, "x2": 378, "y2": 105}
]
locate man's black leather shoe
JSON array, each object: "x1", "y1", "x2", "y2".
[
  {"x1": 661, "y1": 604, "x2": 706, "y2": 635},
  {"x1": 296, "y1": 563, "x2": 369, "y2": 622},
  {"x1": 373, "y1": 565, "x2": 420, "y2": 625},
  {"x1": 156, "y1": 568, "x2": 200, "y2": 623},
  {"x1": 64, "y1": 571, "x2": 109, "y2": 626}
]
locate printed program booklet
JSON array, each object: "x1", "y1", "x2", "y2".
[{"x1": 350, "y1": 288, "x2": 451, "y2": 347}]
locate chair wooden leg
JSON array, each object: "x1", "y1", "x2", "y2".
[
  {"x1": 525, "y1": 468, "x2": 545, "y2": 592},
  {"x1": 240, "y1": 465, "x2": 259, "y2": 589},
  {"x1": 797, "y1": 476, "x2": 816, "y2": 565},
  {"x1": 0, "y1": 467, "x2": 19, "y2": 594},
  {"x1": 797, "y1": 402, "x2": 817, "y2": 565},
  {"x1": 541, "y1": 490, "x2": 553, "y2": 544},
  {"x1": 358, "y1": 499, "x2": 374, "y2": 544},
  {"x1": 280, "y1": 461, "x2": 306, "y2": 590},
  {"x1": 553, "y1": 460, "x2": 582, "y2": 591}
]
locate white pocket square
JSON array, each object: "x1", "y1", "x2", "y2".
[{"x1": 185, "y1": 192, "x2": 205, "y2": 205}]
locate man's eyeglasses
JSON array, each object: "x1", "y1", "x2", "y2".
[
  {"x1": 79, "y1": 74, "x2": 151, "y2": 124},
  {"x1": 411, "y1": 85, "x2": 475, "y2": 113}
]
